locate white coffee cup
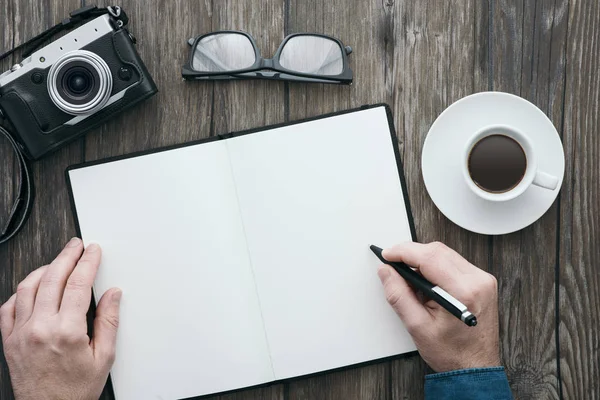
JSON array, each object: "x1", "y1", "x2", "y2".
[{"x1": 462, "y1": 125, "x2": 559, "y2": 202}]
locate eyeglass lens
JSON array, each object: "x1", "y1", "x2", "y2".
[
  {"x1": 279, "y1": 36, "x2": 344, "y2": 76},
  {"x1": 192, "y1": 33, "x2": 256, "y2": 72},
  {"x1": 192, "y1": 33, "x2": 345, "y2": 77}
]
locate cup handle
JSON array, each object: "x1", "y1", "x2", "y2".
[{"x1": 533, "y1": 171, "x2": 559, "y2": 190}]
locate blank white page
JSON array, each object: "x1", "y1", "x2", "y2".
[
  {"x1": 68, "y1": 141, "x2": 273, "y2": 400},
  {"x1": 226, "y1": 107, "x2": 416, "y2": 379}
]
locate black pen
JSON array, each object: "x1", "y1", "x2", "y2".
[{"x1": 370, "y1": 245, "x2": 477, "y2": 327}]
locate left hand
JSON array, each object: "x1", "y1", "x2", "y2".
[{"x1": 0, "y1": 238, "x2": 122, "y2": 400}]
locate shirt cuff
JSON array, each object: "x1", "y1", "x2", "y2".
[{"x1": 425, "y1": 367, "x2": 513, "y2": 400}]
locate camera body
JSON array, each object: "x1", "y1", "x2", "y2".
[{"x1": 0, "y1": 14, "x2": 158, "y2": 160}]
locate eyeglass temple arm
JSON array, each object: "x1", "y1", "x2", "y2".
[{"x1": 234, "y1": 70, "x2": 342, "y2": 83}]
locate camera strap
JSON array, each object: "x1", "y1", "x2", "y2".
[
  {"x1": 0, "y1": 5, "x2": 129, "y2": 64},
  {"x1": 0, "y1": 5, "x2": 128, "y2": 244},
  {"x1": 0, "y1": 126, "x2": 34, "y2": 245}
]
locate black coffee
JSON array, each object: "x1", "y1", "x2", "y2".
[{"x1": 468, "y1": 134, "x2": 527, "y2": 193}]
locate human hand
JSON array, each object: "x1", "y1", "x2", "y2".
[
  {"x1": 378, "y1": 242, "x2": 500, "y2": 372},
  {"x1": 0, "y1": 238, "x2": 122, "y2": 400}
]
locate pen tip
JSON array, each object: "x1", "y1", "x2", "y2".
[{"x1": 369, "y1": 245, "x2": 381, "y2": 253}]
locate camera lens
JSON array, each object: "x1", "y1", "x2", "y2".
[
  {"x1": 66, "y1": 70, "x2": 92, "y2": 94},
  {"x1": 62, "y1": 66, "x2": 95, "y2": 98},
  {"x1": 48, "y1": 51, "x2": 113, "y2": 115}
]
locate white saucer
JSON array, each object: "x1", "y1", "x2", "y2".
[{"x1": 421, "y1": 92, "x2": 565, "y2": 235}]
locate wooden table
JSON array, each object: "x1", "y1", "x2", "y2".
[{"x1": 1, "y1": 1, "x2": 598, "y2": 399}]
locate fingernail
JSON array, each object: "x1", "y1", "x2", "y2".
[
  {"x1": 113, "y1": 289, "x2": 122, "y2": 304},
  {"x1": 67, "y1": 237, "x2": 81, "y2": 247},
  {"x1": 86, "y1": 243, "x2": 100, "y2": 253},
  {"x1": 381, "y1": 248, "x2": 391, "y2": 258},
  {"x1": 377, "y1": 266, "x2": 391, "y2": 283}
]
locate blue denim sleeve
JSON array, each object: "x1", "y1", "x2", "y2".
[{"x1": 425, "y1": 367, "x2": 513, "y2": 400}]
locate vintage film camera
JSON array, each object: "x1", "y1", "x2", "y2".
[
  {"x1": 0, "y1": 6, "x2": 158, "y2": 160},
  {"x1": 0, "y1": 5, "x2": 157, "y2": 245}
]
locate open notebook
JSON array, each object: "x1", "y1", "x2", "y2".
[{"x1": 67, "y1": 105, "x2": 417, "y2": 400}]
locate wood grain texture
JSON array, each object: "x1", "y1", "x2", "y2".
[
  {"x1": 84, "y1": 0, "x2": 214, "y2": 160},
  {"x1": 287, "y1": 363, "x2": 389, "y2": 400},
  {"x1": 560, "y1": 0, "x2": 600, "y2": 399},
  {"x1": 85, "y1": 1, "x2": 286, "y2": 399},
  {"x1": 209, "y1": 0, "x2": 286, "y2": 136},
  {"x1": 1, "y1": 0, "x2": 600, "y2": 399},
  {"x1": 0, "y1": 2, "x2": 17, "y2": 397},
  {"x1": 207, "y1": 1, "x2": 286, "y2": 399},
  {"x1": 0, "y1": 1, "x2": 84, "y2": 399},
  {"x1": 81, "y1": 2, "x2": 216, "y2": 398},
  {"x1": 391, "y1": 0, "x2": 490, "y2": 249},
  {"x1": 386, "y1": 2, "x2": 493, "y2": 398},
  {"x1": 286, "y1": 0, "x2": 392, "y2": 118},
  {"x1": 490, "y1": 1, "x2": 569, "y2": 398},
  {"x1": 285, "y1": 1, "x2": 395, "y2": 399}
]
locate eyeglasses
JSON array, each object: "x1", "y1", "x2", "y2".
[{"x1": 182, "y1": 31, "x2": 353, "y2": 84}]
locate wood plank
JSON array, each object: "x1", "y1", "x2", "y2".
[
  {"x1": 2, "y1": 1, "x2": 599, "y2": 400},
  {"x1": 0, "y1": 2, "x2": 17, "y2": 397},
  {"x1": 286, "y1": 0, "x2": 392, "y2": 119},
  {"x1": 388, "y1": 0, "x2": 491, "y2": 396},
  {"x1": 84, "y1": 0, "x2": 214, "y2": 160},
  {"x1": 0, "y1": 1, "x2": 17, "y2": 258},
  {"x1": 0, "y1": 1, "x2": 84, "y2": 399},
  {"x1": 285, "y1": 1, "x2": 395, "y2": 399},
  {"x1": 287, "y1": 364, "x2": 389, "y2": 400},
  {"x1": 218, "y1": 387, "x2": 285, "y2": 400},
  {"x1": 205, "y1": 1, "x2": 286, "y2": 399},
  {"x1": 490, "y1": 1, "x2": 568, "y2": 398},
  {"x1": 0, "y1": 0, "x2": 16, "y2": 306},
  {"x1": 391, "y1": 0, "x2": 490, "y2": 258},
  {"x1": 560, "y1": 0, "x2": 600, "y2": 399},
  {"x1": 83, "y1": 1, "x2": 286, "y2": 399},
  {"x1": 209, "y1": 1, "x2": 286, "y2": 135},
  {"x1": 80, "y1": 2, "x2": 215, "y2": 398}
]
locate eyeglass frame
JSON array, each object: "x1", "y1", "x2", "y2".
[{"x1": 181, "y1": 31, "x2": 353, "y2": 84}]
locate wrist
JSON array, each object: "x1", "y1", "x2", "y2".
[
  {"x1": 426, "y1": 354, "x2": 502, "y2": 373},
  {"x1": 426, "y1": 366, "x2": 506, "y2": 378}
]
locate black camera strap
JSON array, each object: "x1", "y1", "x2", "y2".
[
  {"x1": 0, "y1": 4, "x2": 127, "y2": 244},
  {"x1": 0, "y1": 5, "x2": 129, "y2": 64},
  {"x1": 0, "y1": 126, "x2": 34, "y2": 245}
]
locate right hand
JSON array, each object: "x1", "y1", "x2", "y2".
[{"x1": 377, "y1": 242, "x2": 501, "y2": 372}]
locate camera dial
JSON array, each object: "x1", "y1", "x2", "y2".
[{"x1": 47, "y1": 50, "x2": 113, "y2": 115}]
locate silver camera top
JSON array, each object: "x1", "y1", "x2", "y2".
[{"x1": 0, "y1": 15, "x2": 115, "y2": 87}]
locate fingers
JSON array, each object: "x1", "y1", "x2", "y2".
[
  {"x1": 92, "y1": 288, "x2": 122, "y2": 367},
  {"x1": 377, "y1": 265, "x2": 431, "y2": 332},
  {"x1": 382, "y1": 242, "x2": 473, "y2": 289},
  {"x1": 14, "y1": 266, "x2": 48, "y2": 328},
  {"x1": 383, "y1": 242, "x2": 499, "y2": 316},
  {"x1": 0, "y1": 294, "x2": 17, "y2": 341},
  {"x1": 34, "y1": 238, "x2": 84, "y2": 315},
  {"x1": 59, "y1": 244, "x2": 102, "y2": 319}
]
